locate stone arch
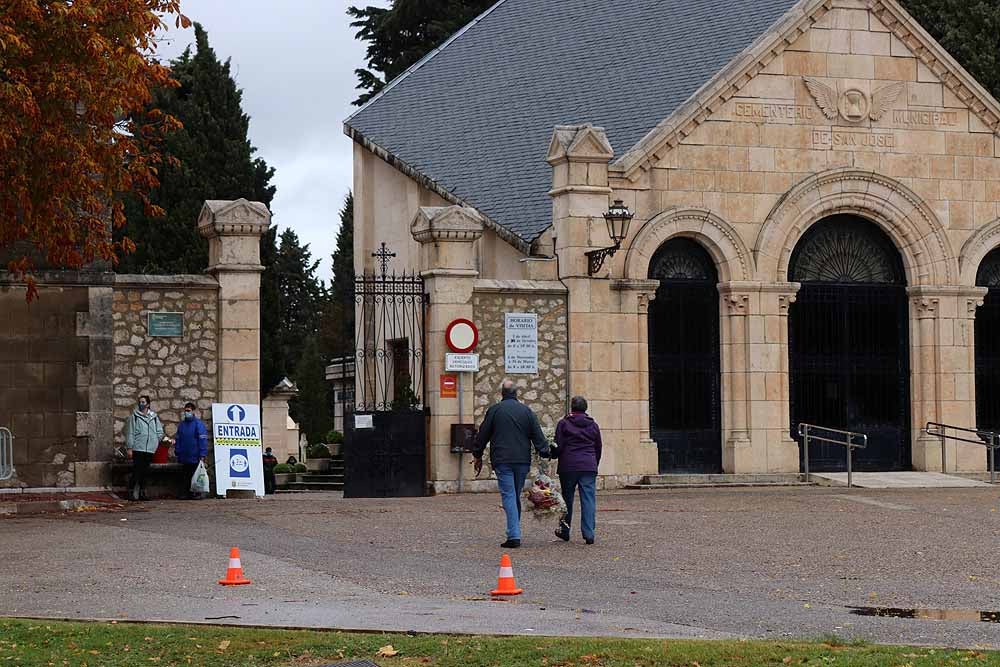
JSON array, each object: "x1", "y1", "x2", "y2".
[
  {"x1": 959, "y1": 218, "x2": 1000, "y2": 286},
  {"x1": 624, "y1": 208, "x2": 754, "y2": 282},
  {"x1": 755, "y1": 168, "x2": 956, "y2": 286}
]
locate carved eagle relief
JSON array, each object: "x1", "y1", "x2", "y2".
[{"x1": 803, "y1": 76, "x2": 905, "y2": 122}]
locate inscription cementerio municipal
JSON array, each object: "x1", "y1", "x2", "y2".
[{"x1": 735, "y1": 103, "x2": 817, "y2": 121}]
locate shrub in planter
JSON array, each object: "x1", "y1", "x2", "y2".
[
  {"x1": 293, "y1": 463, "x2": 308, "y2": 473},
  {"x1": 307, "y1": 444, "x2": 331, "y2": 459},
  {"x1": 325, "y1": 430, "x2": 344, "y2": 445},
  {"x1": 273, "y1": 463, "x2": 292, "y2": 474}
]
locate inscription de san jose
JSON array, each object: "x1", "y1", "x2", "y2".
[{"x1": 812, "y1": 129, "x2": 895, "y2": 150}]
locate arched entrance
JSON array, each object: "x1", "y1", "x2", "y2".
[
  {"x1": 788, "y1": 215, "x2": 911, "y2": 471},
  {"x1": 648, "y1": 238, "x2": 721, "y2": 473},
  {"x1": 976, "y1": 249, "x2": 1000, "y2": 434}
]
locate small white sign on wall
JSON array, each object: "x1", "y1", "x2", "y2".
[
  {"x1": 446, "y1": 353, "x2": 480, "y2": 372},
  {"x1": 504, "y1": 312, "x2": 538, "y2": 374}
]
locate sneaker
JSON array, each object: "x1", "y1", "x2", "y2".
[{"x1": 500, "y1": 539, "x2": 521, "y2": 548}]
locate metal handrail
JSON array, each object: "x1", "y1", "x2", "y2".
[
  {"x1": 798, "y1": 423, "x2": 868, "y2": 488},
  {"x1": 923, "y1": 422, "x2": 999, "y2": 484},
  {"x1": 0, "y1": 427, "x2": 13, "y2": 481}
]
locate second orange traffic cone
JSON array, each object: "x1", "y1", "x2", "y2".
[
  {"x1": 490, "y1": 553, "x2": 522, "y2": 596},
  {"x1": 218, "y1": 547, "x2": 251, "y2": 586}
]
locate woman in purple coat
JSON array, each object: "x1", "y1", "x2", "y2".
[{"x1": 551, "y1": 395, "x2": 602, "y2": 544}]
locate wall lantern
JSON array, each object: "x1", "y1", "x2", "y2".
[{"x1": 586, "y1": 199, "x2": 634, "y2": 276}]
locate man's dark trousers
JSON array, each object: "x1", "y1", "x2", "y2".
[{"x1": 180, "y1": 462, "x2": 199, "y2": 499}]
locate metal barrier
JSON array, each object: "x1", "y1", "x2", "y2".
[
  {"x1": 0, "y1": 427, "x2": 12, "y2": 481},
  {"x1": 923, "y1": 422, "x2": 999, "y2": 484},
  {"x1": 798, "y1": 423, "x2": 868, "y2": 488}
]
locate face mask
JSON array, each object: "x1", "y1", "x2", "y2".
[
  {"x1": 183, "y1": 411, "x2": 194, "y2": 421},
  {"x1": 138, "y1": 402, "x2": 148, "y2": 411}
]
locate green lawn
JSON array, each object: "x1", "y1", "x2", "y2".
[{"x1": 0, "y1": 618, "x2": 995, "y2": 666}]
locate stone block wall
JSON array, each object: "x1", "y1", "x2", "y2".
[
  {"x1": 472, "y1": 282, "x2": 569, "y2": 431},
  {"x1": 112, "y1": 276, "x2": 219, "y2": 444},
  {"x1": 0, "y1": 274, "x2": 114, "y2": 488}
]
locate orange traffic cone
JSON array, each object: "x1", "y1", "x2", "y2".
[
  {"x1": 218, "y1": 547, "x2": 251, "y2": 586},
  {"x1": 490, "y1": 553, "x2": 523, "y2": 596}
]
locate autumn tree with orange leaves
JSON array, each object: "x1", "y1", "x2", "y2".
[{"x1": 0, "y1": 0, "x2": 189, "y2": 299}]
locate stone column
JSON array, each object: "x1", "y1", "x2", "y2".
[
  {"x1": 198, "y1": 199, "x2": 271, "y2": 406},
  {"x1": 909, "y1": 286, "x2": 988, "y2": 472},
  {"x1": 719, "y1": 281, "x2": 800, "y2": 473},
  {"x1": 411, "y1": 205, "x2": 484, "y2": 493},
  {"x1": 549, "y1": 124, "x2": 658, "y2": 482},
  {"x1": 262, "y1": 377, "x2": 298, "y2": 462}
]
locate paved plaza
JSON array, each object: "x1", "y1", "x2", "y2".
[{"x1": 2, "y1": 487, "x2": 1000, "y2": 648}]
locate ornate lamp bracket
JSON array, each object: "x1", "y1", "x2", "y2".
[{"x1": 586, "y1": 243, "x2": 621, "y2": 276}]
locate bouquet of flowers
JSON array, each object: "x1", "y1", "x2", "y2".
[{"x1": 524, "y1": 426, "x2": 567, "y2": 521}]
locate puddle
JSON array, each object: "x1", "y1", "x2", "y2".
[{"x1": 849, "y1": 606, "x2": 1000, "y2": 623}]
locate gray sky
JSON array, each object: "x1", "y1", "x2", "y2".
[{"x1": 160, "y1": 1, "x2": 385, "y2": 281}]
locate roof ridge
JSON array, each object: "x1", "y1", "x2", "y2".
[{"x1": 344, "y1": 0, "x2": 511, "y2": 125}]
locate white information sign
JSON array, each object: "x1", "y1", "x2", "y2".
[
  {"x1": 504, "y1": 312, "x2": 538, "y2": 374},
  {"x1": 354, "y1": 414, "x2": 374, "y2": 430},
  {"x1": 211, "y1": 403, "x2": 264, "y2": 497},
  {"x1": 446, "y1": 353, "x2": 480, "y2": 372}
]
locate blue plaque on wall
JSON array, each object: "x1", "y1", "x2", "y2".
[{"x1": 148, "y1": 312, "x2": 183, "y2": 337}]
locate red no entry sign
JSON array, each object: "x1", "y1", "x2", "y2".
[{"x1": 445, "y1": 318, "x2": 479, "y2": 353}]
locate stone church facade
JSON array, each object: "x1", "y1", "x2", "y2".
[{"x1": 346, "y1": 0, "x2": 1000, "y2": 490}]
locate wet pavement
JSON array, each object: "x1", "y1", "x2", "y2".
[{"x1": 1, "y1": 486, "x2": 1000, "y2": 648}]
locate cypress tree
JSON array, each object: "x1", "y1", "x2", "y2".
[
  {"x1": 291, "y1": 337, "x2": 333, "y2": 445},
  {"x1": 117, "y1": 23, "x2": 276, "y2": 273}
]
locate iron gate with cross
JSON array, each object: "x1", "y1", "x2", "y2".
[{"x1": 341, "y1": 244, "x2": 428, "y2": 497}]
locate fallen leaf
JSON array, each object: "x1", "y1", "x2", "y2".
[
  {"x1": 804, "y1": 603, "x2": 811, "y2": 609},
  {"x1": 783, "y1": 658, "x2": 793, "y2": 664},
  {"x1": 377, "y1": 645, "x2": 399, "y2": 658},
  {"x1": 217, "y1": 641, "x2": 230, "y2": 651}
]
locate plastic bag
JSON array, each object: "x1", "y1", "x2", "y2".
[{"x1": 190, "y1": 461, "x2": 210, "y2": 494}]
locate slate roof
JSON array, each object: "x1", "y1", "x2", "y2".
[{"x1": 345, "y1": 0, "x2": 802, "y2": 248}]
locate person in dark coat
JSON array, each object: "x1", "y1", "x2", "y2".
[
  {"x1": 551, "y1": 396, "x2": 602, "y2": 544},
  {"x1": 472, "y1": 379, "x2": 551, "y2": 548},
  {"x1": 173, "y1": 402, "x2": 209, "y2": 499},
  {"x1": 262, "y1": 447, "x2": 279, "y2": 495}
]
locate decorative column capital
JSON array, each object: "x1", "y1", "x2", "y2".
[
  {"x1": 611, "y1": 279, "x2": 659, "y2": 314},
  {"x1": 411, "y1": 205, "x2": 485, "y2": 244},
  {"x1": 197, "y1": 199, "x2": 271, "y2": 274},
  {"x1": 907, "y1": 286, "x2": 988, "y2": 319}
]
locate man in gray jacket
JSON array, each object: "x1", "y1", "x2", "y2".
[
  {"x1": 473, "y1": 379, "x2": 550, "y2": 548},
  {"x1": 124, "y1": 394, "x2": 167, "y2": 501}
]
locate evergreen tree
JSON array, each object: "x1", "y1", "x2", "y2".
[
  {"x1": 901, "y1": 1, "x2": 1000, "y2": 100},
  {"x1": 260, "y1": 226, "x2": 284, "y2": 393},
  {"x1": 275, "y1": 229, "x2": 324, "y2": 382},
  {"x1": 116, "y1": 23, "x2": 276, "y2": 273},
  {"x1": 319, "y1": 193, "x2": 355, "y2": 361},
  {"x1": 291, "y1": 337, "x2": 333, "y2": 445},
  {"x1": 348, "y1": 0, "x2": 494, "y2": 105}
]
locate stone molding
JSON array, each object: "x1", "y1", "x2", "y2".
[
  {"x1": 113, "y1": 274, "x2": 219, "y2": 290},
  {"x1": 612, "y1": 0, "x2": 1000, "y2": 181},
  {"x1": 868, "y1": 0, "x2": 1000, "y2": 134},
  {"x1": 610, "y1": 279, "x2": 660, "y2": 314},
  {"x1": 411, "y1": 205, "x2": 485, "y2": 244},
  {"x1": 756, "y1": 168, "x2": 956, "y2": 286},
  {"x1": 473, "y1": 279, "x2": 567, "y2": 295},
  {"x1": 624, "y1": 208, "x2": 755, "y2": 282},
  {"x1": 959, "y1": 219, "x2": 1000, "y2": 286}
]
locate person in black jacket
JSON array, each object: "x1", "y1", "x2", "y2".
[{"x1": 472, "y1": 379, "x2": 550, "y2": 548}]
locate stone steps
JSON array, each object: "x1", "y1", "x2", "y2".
[
  {"x1": 285, "y1": 481, "x2": 344, "y2": 491},
  {"x1": 299, "y1": 474, "x2": 344, "y2": 483},
  {"x1": 627, "y1": 473, "x2": 813, "y2": 489}
]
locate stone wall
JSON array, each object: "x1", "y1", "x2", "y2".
[
  {"x1": 0, "y1": 273, "x2": 114, "y2": 488},
  {"x1": 112, "y1": 276, "x2": 219, "y2": 444},
  {"x1": 472, "y1": 281, "x2": 569, "y2": 430}
]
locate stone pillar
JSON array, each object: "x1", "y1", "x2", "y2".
[
  {"x1": 262, "y1": 377, "x2": 298, "y2": 462},
  {"x1": 411, "y1": 205, "x2": 484, "y2": 493},
  {"x1": 198, "y1": 199, "x2": 271, "y2": 406},
  {"x1": 549, "y1": 124, "x2": 658, "y2": 482},
  {"x1": 909, "y1": 286, "x2": 988, "y2": 472},
  {"x1": 719, "y1": 282, "x2": 800, "y2": 473}
]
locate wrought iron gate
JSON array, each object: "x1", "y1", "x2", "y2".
[
  {"x1": 343, "y1": 257, "x2": 428, "y2": 498},
  {"x1": 0, "y1": 427, "x2": 13, "y2": 481},
  {"x1": 647, "y1": 238, "x2": 722, "y2": 473},
  {"x1": 976, "y1": 250, "x2": 1000, "y2": 438},
  {"x1": 788, "y1": 216, "x2": 911, "y2": 472}
]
